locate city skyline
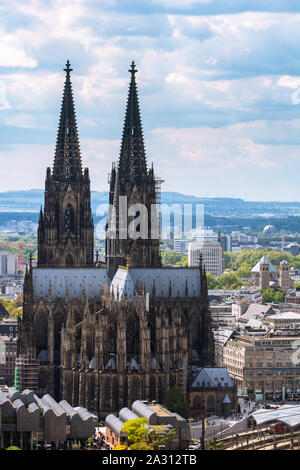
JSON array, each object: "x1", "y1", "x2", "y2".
[{"x1": 0, "y1": 0, "x2": 299, "y2": 201}]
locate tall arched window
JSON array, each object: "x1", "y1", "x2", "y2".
[
  {"x1": 112, "y1": 377, "x2": 119, "y2": 410},
  {"x1": 207, "y1": 395, "x2": 215, "y2": 413},
  {"x1": 53, "y1": 310, "x2": 65, "y2": 364},
  {"x1": 34, "y1": 310, "x2": 48, "y2": 356},
  {"x1": 65, "y1": 254, "x2": 74, "y2": 266},
  {"x1": 38, "y1": 367, "x2": 49, "y2": 390},
  {"x1": 149, "y1": 376, "x2": 156, "y2": 401},
  {"x1": 131, "y1": 377, "x2": 140, "y2": 403},
  {"x1": 103, "y1": 377, "x2": 111, "y2": 409},
  {"x1": 64, "y1": 204, "x2": 74, "y2": 233},
  {"x1": 193, "y1": 395, "x2": 201, "y2": 410},
  {"x1": 126, "y1": 313, "x2": 140, "y2": 359}
]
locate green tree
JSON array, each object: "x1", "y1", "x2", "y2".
[
  {"x1": 121, "y1": 418, "x2": 149, "y2": 445},
  {"x1": 0, "y1": 298, "x2": 12, "y2": 313},
  {"x1": 150, "y1": 425, "x2": 177, "y2": 449},
  {"x1": 235, "y1": 267, "x2": 251, "y2": 280},
  {"x1": 224, "y1": 252, "x2": 233, "y2": 269},
  {"x1": 163, "y1": 386, "x2": 190, "y2": 419},
  {"x1": 226, "y1": 249, "x2": 294, "y2": 272},
  {"x1": 218, "y1": 273, "x2": 243, "y2": 289},
  {"x1": 161, "y1": 250, "x2": 186, "y2": 266},
  {"x1": 86, "y1": 437, "x2": 94, "y2": 448},
  {"x1": 261, "y1": 288, "x2": 285, "y2": 304},
  {"x1": 206, "y1": 272, "x2": 220, "y2": 290},
  {"x1": 1, "y1": 295, "x2": 23, "y2": 319},
  {"x1": 175, "y1": 259, "x2": 188, "y2": 267},
  {"x1": 129, "y1": 442, "x2": 154, "y2": 450}
]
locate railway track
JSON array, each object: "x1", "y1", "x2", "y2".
[{"x1": 215, "y1": 428, "x2": 300, "y2": 451}]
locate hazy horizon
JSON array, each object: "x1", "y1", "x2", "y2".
[{"x1": 1, "y1": 187, "x2": 300, "y2": 204}]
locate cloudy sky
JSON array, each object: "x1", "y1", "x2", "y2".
[{"x1": 0, "y1": 0, "x2": 299, "y2": 201}]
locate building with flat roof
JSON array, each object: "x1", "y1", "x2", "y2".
[
  {"x1": 223, "y1": 333, "x2": 300, "y2": 401},
  {"x1": 188, "y1": 240, "x2": 224, "y2": 277},
  {"x1": 0, "y1": 335, "x2": 17, "y2": 387},
  {"x1": 0, "y1": 252, "x2": 18, "y2": 276},
  {"x1": 0, "y1": 318, "x2": 18, "y2": 338},
  {"x1": 267, "y1": 312, "x2": 300, "y2": 329}
]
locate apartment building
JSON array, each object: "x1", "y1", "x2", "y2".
[
  {"x1": 0, "y1": 336, "x2": 17, "y2": 387},
  {"x1": 223, "y1": 334, "x2": 300, "y2": 401}
]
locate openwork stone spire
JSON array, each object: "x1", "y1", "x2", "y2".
[
  {"x1": 118, "y1": 61, "x2": 147, "y2": 184},
  {"x1": 53, "y1": 60, "x2": 83, "y2": 181},
  {"x1": 38, "y1": 61, "x2": 94, "y2": 267}
]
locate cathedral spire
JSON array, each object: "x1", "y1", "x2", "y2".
[
  {"x1": 118, "y1": 61, "x2": 147, "y2": 184},
  {"x1": 52, "y1": 60, "x2": 83, "y2": 181}
]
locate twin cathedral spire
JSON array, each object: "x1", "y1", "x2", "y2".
[
  {"x1": 37, "y1": 60, "x2": 94, "y2": 267},
  {"x1": 38, "y1": 60, "x2": 161, "y2": 273},
  {"x1": 52, "y1": 60, "x2": 83, "y2": 182},
  {"x1": 106, "y1": 61, "x2": 162, "y2": 278}
]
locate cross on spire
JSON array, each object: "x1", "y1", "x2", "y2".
[
  {"x1": 129, "y1": 61, "x2": 138, "y2": 76},
  {"x1": 64, "y1": 60, "x2": 73, "y2": 77}
]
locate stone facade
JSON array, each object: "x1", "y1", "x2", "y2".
[
  {"x1": 251, "y1": 256, "x2": 293, "y2": 292},
  {"x1": 18, "y1": 61, "x2": 215, "y2": 419},
  {"x1": 223, "y1": 334, "x2": 300, "y2": 401},
  {"x1": 37, "y1": 61, "x2": 94, "y2": 268},
  {"x1": 188, "y1": 367, "x2": 237, "y2": 417}
]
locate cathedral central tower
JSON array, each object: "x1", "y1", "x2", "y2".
[{"x1": 38, "y1": 61, "x2": 94, "y2": 267}]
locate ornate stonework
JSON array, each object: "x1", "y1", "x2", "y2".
[{"x1": 18, "y1": 62, "x2": 215, "y2": 419}]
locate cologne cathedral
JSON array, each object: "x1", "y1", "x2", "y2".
[{"x1": 17, "y1": 61, "x2": 215, "y2": 418}]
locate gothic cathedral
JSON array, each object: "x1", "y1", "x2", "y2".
[{"x1": 18, "y1": 61, "x2": 215, "y2": 419}]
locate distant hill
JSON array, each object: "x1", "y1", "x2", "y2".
[
  {"x1": 1, "y1": 189, "x2": 300, "y2": 218},
  {"x1": 1, "y1": 189, "x2": 300, "y2": 234}
]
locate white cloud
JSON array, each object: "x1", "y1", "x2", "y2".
[
  {"x1": 153, "y1": 0, "x2": 212, "y2": 7},
  {"x1": 148, "y1": 119, "x2": 300, "y2": 170},
  {"x1": 4, "y1": 113, "x2": 36, "y2": 128},
  {"x1": 0, "y1": 28, "x2": 38, "y2": 68},
  {"x1": 277, "y1": 75, "x2": 300, "y2": 89},
  {"x1": 0, "y1": 144, "x2": 51, "y2": 191},
  {"x1": 1, "y1": 72, "x2": 62, "y2": 111}
]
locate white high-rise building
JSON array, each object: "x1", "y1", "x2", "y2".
[
  {"x1": 0, "y1": 252, "x2": 18, "y2": 276},
  {"x1": 188, "y1": 240, "x2": 224, "y2": 277}
]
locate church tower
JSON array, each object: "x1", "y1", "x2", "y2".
[
  {"x1": 279, "y1": 260, "x2": 293, "y2": 292},
  {"x1": 106, "y1": 62, "x2": 161, "y2": 278},
  {"x1": 38, "y1": 61, "x2": 94, "y2": 267}
]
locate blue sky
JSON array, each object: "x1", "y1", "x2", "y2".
[{"x1": 0, "y1": 0, "x2": 299, "y2": 200}]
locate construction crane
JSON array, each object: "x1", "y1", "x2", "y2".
[{"x1": 0, "y1": 241, "x2": 36, "y2": 273}]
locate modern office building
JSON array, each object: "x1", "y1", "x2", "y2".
[{"x1": 188, "y1": 240, "x2": 224, "y2": 277}]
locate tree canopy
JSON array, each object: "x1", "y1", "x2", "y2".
[
  {"x1": 261, "y1": 288, "x2": 285, "y2": 304},
  {"x1": 160, "y1": 249, "x2": 187, "y2": 266},
  {"x1": 224, "y1": 249, "x2": 296, "y2": 271},
  {"x1": 121, "y1": 417, "x2": 178, "y2": 450},
  {"x1": 0, "y1": 295, "x2": 23, "y2": 319},
  {"x1": 121, "y1": 418, "x2": 149, "y2": 445},
  {"x1": 163, "y1": 386, "x2": 190, "y2": 420}
]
